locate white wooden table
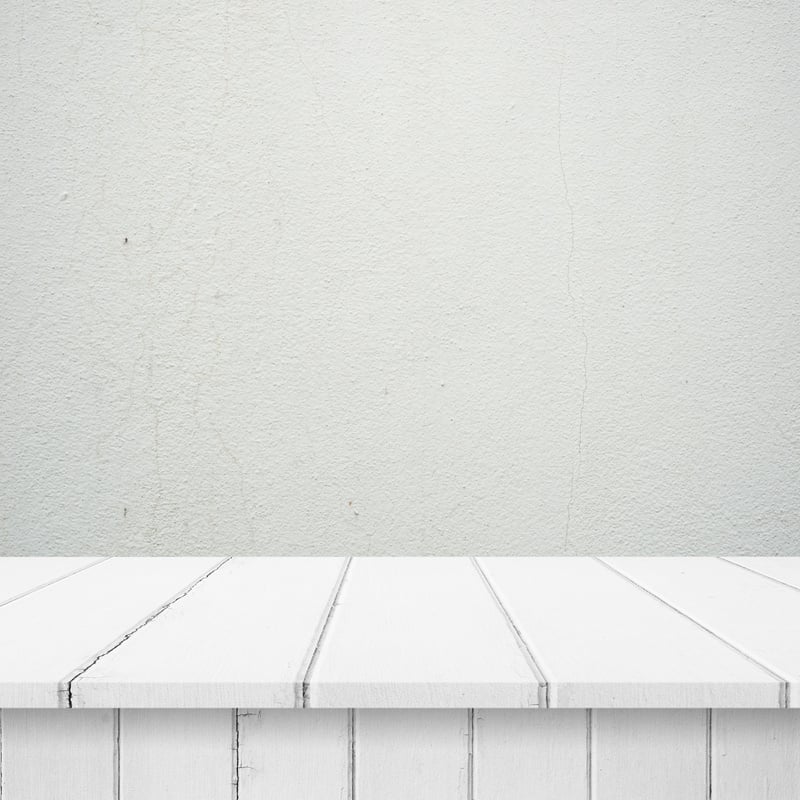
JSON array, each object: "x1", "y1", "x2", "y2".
[{"x1": 0, "y1": 557, "x2": 798, "y2": 798}]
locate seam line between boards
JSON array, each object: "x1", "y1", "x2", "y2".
[
  {"x1": 586, "y1": 709, "x2": 593, "y2": 800},
  {"x1": 298, "y1": 557, "x2": 353, "y2": 708},
  {"x1": 232, "y1": 709, "x2": 240, "y2": 800},
  {"x1": 594, "y1": 557, "x2": 790, "y2": 708},
  {"x1": 467, "y1": 709, "x2": 475, "y2": 800},
  {"x1": 113, "y1": 709, "x2": 120, "y2": 800},
  {"x1": 58, "y1": 556, "x2": 232, "y2": 707},
  {"x1": 470, "y1": 557, "x2": 550, "y2": 707},
  {"x1": 0, "y1": 557, "x2": 111, "y2": 612},
  {"x1": 706, "y1": 709, "x2": 712, "y2": 800},
  {"x1": 349, "y1": 709, "x2": 356, "y2": 800},
  {"x1": 718, "y1": 557, "x2": 800, "y2": 595}
]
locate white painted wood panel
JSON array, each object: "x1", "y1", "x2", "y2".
[
  {"x1": 474, "y1": 709, "x2": 587, "y2": 800},
  {"x1": 237, "y1": 709, "x2": 349, "y2": 799},
  {"x1": 119, "y1": 709, "x2": 232, "y2": 800},
  {"x1": 73, "y1": 557, "x2": 347, "y2": 707},
  {"x1": 0, "y1": 557, "x2": 222, "y2": 706},
  {"x1": 1, "y1": 709, "x2": 116, "y2": 800},
  {"x1": 0, "y1": 558, "x2": 105, "y2": 608},
  {"x1": 593, "y1": 710, "x2": 707, "y2": 800},
  {"x1": 603, "y1": 557, "x2": 800, "y2": 707},
  {"x1": 478, "y1": 557, "x2": 779, "y2": 707},
  {"x1": 713, "y1": 710, "x2": 800, "y2": 799},
  {"x1": 309, "y1": 557, "x2": 540, "y2": 707},
  {"x1": 355, "y1": 710, "x2": 469, "y2": 800},
  {"x1": 725, "y1": 557, "x2": 800, "y2": 591}
]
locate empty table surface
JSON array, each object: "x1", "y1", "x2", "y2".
[{"x1": 0, "y1": 557, "x2": 796, "y2": 708}]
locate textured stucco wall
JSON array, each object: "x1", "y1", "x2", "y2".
[{"x1": 2, "y1": 2, "x2": 798, "y2": 555}]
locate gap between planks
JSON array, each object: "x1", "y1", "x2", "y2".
[
  {"x1": 0, "y1": 558, "x2": 110, "y2": 612},
  {"x1": 718, "y1": 557, "x2": 800, "y2": 594},
  {"x1": 349, "y1": 709, "x2": 356, "y2": 800},
  {"x1": 706, "y1": 709, "x2": 713, "y2": 800},
  {"x1": 470, "y1": 558, "x2": 550, "y2": 707},
  {"x1": 113, "y1": 709, "x2": 120, "y2": 800},
  {"x1": 297, "y1": 557, "x2": 353, "y2": 708},
  {"x1": 467, "y1": 709, "x2": 474, "y2": 800},
  {"x1": 57, "y1": 557, "x2": 232, "y2": 708},
  {"x1": 587, "y1": 709, "x2": 594, "y2": 800},
  {"x1": 594, "y1": 558, "x2": 790, "y2": 708},
  {"x1": 232, "y1": 709, "x2": 239, "y2": 800}
]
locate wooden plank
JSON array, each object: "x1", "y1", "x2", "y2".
[
  {"x1": 0, "y1": 557, "x2": 222, "y2": 707},
  {"x1": 355, "y1": 710, "x2": 468, "y2": 800},
  {"x1": 712, "y1": 710, "x2": 800, "y2": 799},
  {"x1": 0, "y1": 558, "x2": 105, "y2": 608},
  {"x1": 308, "y1": 557, "x2": 540, "y2": 708},
  {"x1": 478, "y1": 557, "x2": 780, "y2": 707},
  {"x1": 72, "y1": 557, "x2": 348, "y2": 707},
  {"x1": 724, "y1": 557, "x2": 800, "y2": 591},
  {"x1": 1, "y1": 709, "x2": 116, "y2": 799},
  {"x1": 120, "y1": 709, "x2": 232, "y2": 800},
  {"x1": 237, "y1": 710, "x2": 349, "y2": 799},
  {"x1": 603, "y1": 557, "x2": 800, "y2": 707},
  {"x1": 593, "y1": 710, "x2": 707, "y2": 799},
  {"x1": 474, "y1": 709, "x2": 587, "y2": 799}
]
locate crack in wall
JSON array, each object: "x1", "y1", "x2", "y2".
[{"x1": 558, "y1": 55, "x2": 589, "y2": 551}]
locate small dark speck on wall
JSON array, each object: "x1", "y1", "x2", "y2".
[
  {"x1": 123, "y1": 507, "x2": 127, "y2": 517},
  {"x1": 123, "y1": 237, "x2": 128, "y2": 244}
]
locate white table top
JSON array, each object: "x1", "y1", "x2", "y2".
[{"x1": 0, "y1": 557, "x2": 797, "y2": 709}]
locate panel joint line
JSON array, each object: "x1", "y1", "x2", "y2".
[
  {"x1": 595, "y1": 557, "x2": 790, "y2": 708},
  {"x1": 718, "y1": 557, "x2": 800, "y2": 595},
  {"x1": 298, "y1": 557, "x2": 353, "y2": 708},
  {"x1": 470, "y1": 557, "x2": 550, "y2": 707},
  {"x1": 57, "y1": 557, "x2": 232, "y2": 707},
  {"x1": 348, "y1": 709, "x2": 356, "y2": 800}
]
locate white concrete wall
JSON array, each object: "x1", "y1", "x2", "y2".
[{"x1": 1, "y1": 1, "x2": 798, "y2": 555}]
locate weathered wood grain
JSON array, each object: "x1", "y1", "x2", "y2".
[
  {"x1": 712, "y1": 710, "x2": 800, "y2": 799},
  {"x1": 237, "y1": 709, "x2": 349, "y2": 799},
  {"x1": 1, "y1": 709, "x2": 115, "y2": 800},
  {"x1": 354, "y1": 710, "x2": 469, "y2": 800},
  {"x1": 593, "y1": 710, "x2": 707, "y2": 799},
  {"x1": 474, "y1": 709, "x2": 588, "y2": 799},
  {"x1": 120, "y1": 709, "x2": 233, "y2": 800}
]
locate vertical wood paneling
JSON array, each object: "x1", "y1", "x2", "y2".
[
  {"x1": 1, "y1": 709, "x2": 115, "y2": 800},
  {"x1": 237, "y1": 709, "x2": 349, "y2": 799},
  {"x1": 355, "y1": 710, "x2": 469, "y2": 800},
  {"x1": 593, "y1": 710, "x2": 707, "y2": 799},
  {"x1": 713, "y1": 710, "x2": 800, "y2": 799},
  {"x1": 474, "y1": 709, "x2": 587, "y2": 800},
  {"x1": 119, "y1": 709, "x2": 232, "y2": 800}
]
